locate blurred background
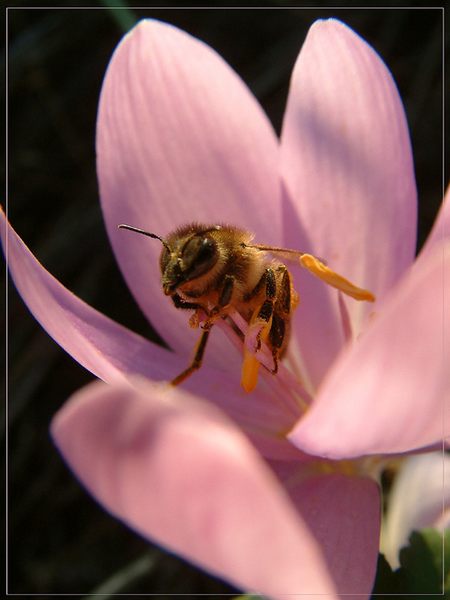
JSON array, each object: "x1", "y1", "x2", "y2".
[{"x1": 5, "y1": 1, "x2": 446, "y2": 596}]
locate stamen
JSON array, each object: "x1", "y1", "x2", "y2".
[
  {"x1": 241, "y1": 319, "x2": 272, "y2": 393},
  {"x1": 216, "y1": 313, "x2": 309, "y2": 415},
  {"x1": 338, "y1": 292, "x2": 353, "y2": 342},
  {"x1": 241, "y1": 349, "x2": 260, "y2": 393},
  {"x1": 299, "y1": 254, "x2": 375, "y2": 302}
]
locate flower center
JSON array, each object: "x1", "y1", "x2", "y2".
[{"x1": 239, "y1": 255, "x2": 375, "y2": 395}]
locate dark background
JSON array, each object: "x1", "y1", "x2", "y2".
[{"x1": 5, "y1": 1, "x2": 447, "y2": 596}]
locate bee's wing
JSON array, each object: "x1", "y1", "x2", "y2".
[
  {"x1": 244, "y1": 242, "x2": 326, "y2": 264},
  {"x1": 245, "y1": 243, "x2": 375, "y2": 302}
]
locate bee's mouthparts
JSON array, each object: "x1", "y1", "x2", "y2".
[{"x1": 163, "y1": 284, "x2": 176, "y2": 296}]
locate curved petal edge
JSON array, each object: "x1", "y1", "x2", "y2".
[{"x1": 52, "y1": 378, "x2": 338, "y2": 598}]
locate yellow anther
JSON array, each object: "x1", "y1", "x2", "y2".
[
  {"x1": 299, "y1": 254, "x2": 375, "y2": 302},
  {"x1": 241, "y1": 349, "x2": 260, "y2": 393},
  {"x1": 241, "y1": 311, "x2": 272, "y2": 393}
]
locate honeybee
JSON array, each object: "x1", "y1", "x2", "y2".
[{"x1": 119, "y1": 223, "x2": 375, "y2": 392}]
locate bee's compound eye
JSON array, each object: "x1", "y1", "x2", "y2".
[
  {"x1": 182, "y1": 236, "x2": 218, "y2": 280},
  {"x1": 159, "y1": 247, "x2": 170, "y2": 274}
]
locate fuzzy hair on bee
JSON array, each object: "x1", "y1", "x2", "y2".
[{"x1": 119, "y1": 222, "x2": 375, "y2": 392}]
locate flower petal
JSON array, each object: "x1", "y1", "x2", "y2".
[
  {"x1": 273, "y1": 463, "x2": 380, "y2": 596},
  {"x1": 97, "y1": 19, "x2": 280, "y2": 371},
  {"x1": 1, "y1": 211, "x2": 302, "y2": 459},
  {"x1": 51, "y1": 379, "x2": 338, "y2": 598},
  {"x1": 288, "y1": 241, "x2": 450, "y2": 458},
  {"x1": 382, "y1": 452, "x2": 450, "y2": 568},
  {"x1": 280, "y1": 19, "x2": 417, "y2": 368},
  {"x1": 1, "y1": 209, "x2": 166, "y2": 384}
]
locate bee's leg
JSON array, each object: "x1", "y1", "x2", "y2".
[
  {"x1": 268, "y1": 266, "x2": 297, "y2": 375},
  {"x1": 274, "y1": 264, "x2": 298, "y2": 315},
  {"x1": 171, "y1": 293, "x2": 202, "y2": 310},
  {"x1": 241, "y1": 268, "x2": 277, "y2": 392},
  {"x1": 218, "y1": 274, "x2": 235, "y2": 307},
  {"x1": 171, "y1": 293, "x2": 208, "y2": 328},
  {"x1": 250, "y1": 268, "x2": 277, "y2": 350},
  {"x1": 201, "y1": 274, "x2": 235, "y2": 328},
  {"x1": 170, "y1": 327, "x2": 211, "y2": 387},
  {"x1": 244, "y1": 267, "x2": 276, "y2": 302},
  {"x1": 268, "y1": 314, "x2": 285, "y2": 375},
  {"x1": 171, "y1": 277, "x2": 235, "y2": 386}
]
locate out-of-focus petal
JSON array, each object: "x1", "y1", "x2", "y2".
[
  {"x1": 1, "y1": 211, "x2": 304, "y2": 460},
  {"x1": 382, "y1": 452, "x2": 450, "y2": 568},
  {"x1": 97, "y1": 19, "x2": 280, "y2": 372},
  {"x1": 51, "y1": 379, "x2": 338, "y2": 599},
  {"x1": 272, "y1": 462, "x2": 380, "y2": 597},
  {"x1": 280, "y1": 19, "x2": 417, "y2": 379},
  {"x1": 289, "y1": 241, "x2": 450, "y2": 458}
]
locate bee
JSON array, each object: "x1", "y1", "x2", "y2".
[{"x1": 119, "y1": 222, "x2": 375, "y2": 392}]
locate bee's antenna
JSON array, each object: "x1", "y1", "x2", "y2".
[{"x1": 118, "y1": 224, "x2": 171, "y2": 253}]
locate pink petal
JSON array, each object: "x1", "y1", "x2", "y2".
[
  {"x1": 289, "y1": 241, "x2": 450, "y2": 458},
  {"x1": 2, "y1": 209, "x2": 166, "y2": 384},
  {"x1": 382, "y1": 452, "x2": 450, "y2": 568},
  {"x1": 51, "y1": 379, "x2": 338, "y2": 598},
  {"x1": 280, "y1": 19, "x2": 417, "y2": 383},
  {"x1": 273, "y1": 462, "x2": 380, "y2": 596},
  {"x1": 1, "y1": 211, "x2": 302, "y2": 460},
  {"x1": 97, "y1": 20, "x2": 280, "y2": 372}
]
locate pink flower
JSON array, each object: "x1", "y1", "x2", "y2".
[{"x1": 2, "y1": 18, "x2": 449, "y2": 599}]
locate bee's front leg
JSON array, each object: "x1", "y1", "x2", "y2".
[
  {"x1": 170, "y1": 278, "x2": 235, "y2": 387},
  {"x1": 170, "y1": 328, "x2": 211, "y2": 387},
  {"x1": 171, "y1": 293, "x2": 205, "y2": 328},
  {"x1": 201, "y1": 274, "x2": 235, "y2": 329},
  {"x1": 170, "y1": 293, "x2": 202, "y2": 311}
]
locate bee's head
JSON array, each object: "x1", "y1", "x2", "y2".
[
  {"x1": 118, "y1": 224, "x2": 219, "y2": 295},
  {"x1": 160, "y1": 232, "x2": 219, "y2": 295}
]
